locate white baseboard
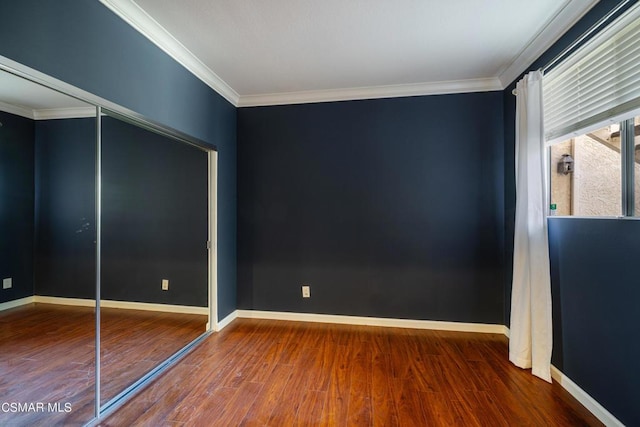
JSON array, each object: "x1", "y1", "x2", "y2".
[
  {"x1": 550, "y1": 366, "x2": 623, "y2": 427},
  {"x1": 35, "y1": 296, "x2": 95, "y2": 307},
  {"x1": 101, "y1": 299, "x2": 208, "y2": 315},
  {"x1": 217, "y1": 310, "x2": 238, "y2": 331},
  {"x1": 235, "y1": 309, "x2": 507, "y2": 334},
  {"x1": 33, "y1": 296, "x2": 208, "y2": 315},
  {"x1": 0, "y1": 296, "x2": 35, "y2": 312},
  {"x1": 504, "y1": 326, "x2": 621, "y2": 426}
]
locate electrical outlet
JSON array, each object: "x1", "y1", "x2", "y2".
[
  {"x1": 302, "y1": 285, "x2": 310, "y2": 298},
  {"x1": 162, "y1": 279, "x2": 169, "y2": 291},
  {"x1": 2, "y1": 278, "x2": 11, "y2": 289}
]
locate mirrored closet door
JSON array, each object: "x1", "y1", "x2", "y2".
[
  {"x1": 99, "y1": 111, "x2": 210, "y2": 406},
  {"x1": 0, "y1": 62, "x2": 215, "y2": 425},
  {"x1": 0, "y1": 69, "x2": 97, "y2": 426}
]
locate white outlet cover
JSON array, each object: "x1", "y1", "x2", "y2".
[
  {"x1": 162, "y1": 279, "x2": 169, "y2": 290},
  {"x1": 2, "y1": 278, "x2": 12, "y2": 289}
]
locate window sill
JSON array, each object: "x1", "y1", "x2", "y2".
[{"x1": 547, "y1": 215, "x2": 640, "y2": 220}]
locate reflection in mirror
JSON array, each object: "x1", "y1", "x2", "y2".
[
  {"x1": 0, "y1": 70, "x2": 97, "y2": 425},
  {"x1": 99, "y1": 112, "x2": 209, "y2": 406}
]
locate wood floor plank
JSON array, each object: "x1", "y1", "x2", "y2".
[
  {"x1": 240, "y1": 362, "x2": 295, "y2": 426},
  {"x1": 171, "y1": 386, "x2": 233, "y2": 425},
  {"x1": 320, "y1": 343, "x2": 352, "y2": 427},
  {"x1": 294, "y1": 389, "x2": 327, "y2": 427},
  {"x1": 371, "y1": 350, "x2": 399, "y2": 426},
  {"x1": 347, "y1": 340, "x2": 373, "y2": 426},
  {"x1": 390, "y1": 378, "x2": 428, "y2": 427},
  {"x1": 268, "y1": 348, "x2": 316, "y2": 426},
  {"x1": 421, "y1": 390, "x2": 465, "y2": 426},
  {"x1": 305, "y1": 334, "x2": 337, "y2": 392},
  {"x1": 189, "y1": 381, "x2": 263, "y2": 426}
]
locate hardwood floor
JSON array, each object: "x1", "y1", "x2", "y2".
[
  {"x1": 0, "y1": 303, "x2": 206, "y2": 426},
  {"x1": 101, "y1": 318, "x2": 602, "y2": 426},
  {"x1": 0, "y1": 304, "x2": 94, "y2": 426},
  {"x1": 100, "y1": 307, "x2": 207, "y2": 405}
]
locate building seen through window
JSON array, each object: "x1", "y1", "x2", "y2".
[{"x1": 549, "y1": 117, "x2": 640, "y2": 216}]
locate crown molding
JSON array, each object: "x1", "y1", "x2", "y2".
[
  {"x1": 0, "y1": 100, "x2": 34, "y2": 119},
  {"x1": 34, "y1": 106, "x2": 97, "y2": 120},
  {"x1": 498, "y1": 0, "x2": 599, "y2": 88},
  {"x1": 99, "y1": 0, "x2": 240, "y2": 106},
  {"x1": 237, "y1": 77, "x2": 502, "y2": 107},
  {"x1": 0, "y1": 102, "x2": 96, "y2": 120}
]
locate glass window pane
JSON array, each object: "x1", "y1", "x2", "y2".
[{"x1": 550, "y1": 124, "x2": 621, "y2": 216}]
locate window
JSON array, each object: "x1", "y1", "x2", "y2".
[
  {"x1": 548, "y1": 116, "x2": 639, "y2": 217},
  {"x1": 544, "y1": 2, "x2": 640, "y2": 217},
  {"x1": 550, "y1": 123, "x2": 622, "y2": 216}
]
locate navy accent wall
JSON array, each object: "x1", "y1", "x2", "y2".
[
  {"x1": 548, "y1": 218, "x2": 640, "y2": 426},
  {"x1": 238, "y1": 93, "x2": 505, "y2": 323},
  {"x1": 101, "y1": 116, "x2": 208, "y2": 306},
  {"x1": 0, "y1": 111, "x2": 35, "y2": 303},
  {"x1": 34, "y1": 117, "x2": 209, "y2": 307},
  {"x1": 503, "y1": 1, "x2": 639, "y2": 424},
  {"x1": 34, "y1": 118, "x2": 96, "y2": 299},
  {"x1": 0, "y1": 1, "x2": 236, "y2": 318}
]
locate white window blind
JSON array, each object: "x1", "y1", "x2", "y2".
[{"x1": 543, "y1": 4, "x2": 640, "y2": 143}]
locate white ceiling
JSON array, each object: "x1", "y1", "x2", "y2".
[
  {"x1": 0, "y1": 71, "x2": 93, "y2": 120},
  {"x1": 104, "y1": 1, "x2": 598, "y2": 106}
]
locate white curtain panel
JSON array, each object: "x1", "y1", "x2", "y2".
[{"x1": 509, "y1": 70, "x2": 553, "y2": 383}]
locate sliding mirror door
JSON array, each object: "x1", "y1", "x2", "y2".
[
  {"x1": 0, "y1": 70, "x2": 97, "y2": 425},
  {"x1": 0, "y1": 59, "x2": 216, "y2": 421},
  {"x1": 99, "y1": 112, "x2": 210, "y2": 407}
]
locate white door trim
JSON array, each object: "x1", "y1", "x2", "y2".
[{"x1": 208, "y1": 151, "x2": 218, "y2": 331}]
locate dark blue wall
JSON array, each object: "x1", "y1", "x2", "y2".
[
  {"x1": 34, "y1": 117, "x2": 209, "y2": 307},
  {"x1": 34, "y1": 118, "x2": 96, "y2": 300},
  {"x1": 0, "y1": 111, "x2": 35, "y2": 303},
  {"x1": 0, "y1": 0, "x2": 236, "y2": 318},
  {"x1": 503, "y1": 1, "x2": 639, "y2": 425},
  {"x1": 101, "y1": 116, "x2": 208, "y2": 306},
  {"x1": 548, "y1": 218, "x2": 640, "y2": 426},
  {"x1": 238, "y1": 93, "x2": 505, "y2": 323}
]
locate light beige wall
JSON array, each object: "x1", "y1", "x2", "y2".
[{"x1": 573, "y1": 135, "x2": 621, "y2": 216}]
